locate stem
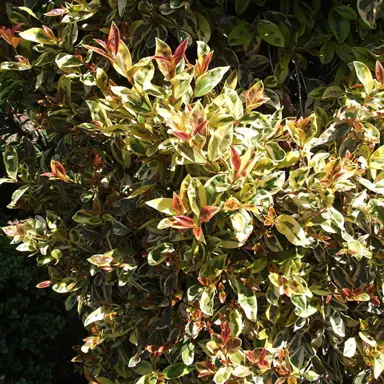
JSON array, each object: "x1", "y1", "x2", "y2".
[
  {"x1": 294, "y1": 62, "x2": 303, "y2": 117},
  {"x1": 268, "y1": 45, "x2": 274, "y2": 74}
]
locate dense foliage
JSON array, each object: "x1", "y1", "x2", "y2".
[{"x1": 1, "y1": 1, "x2": 384, "y2": 384}]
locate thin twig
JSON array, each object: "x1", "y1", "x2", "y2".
[
  {"x1": 294, "y1": 61, "x2": 303, "y2": 116},
  {"x1": 268, "y1": 44, "x2": 274, "y2": 74},
  {"x1": 298, "y1": 67, "x2": 309, "y2": 95}
]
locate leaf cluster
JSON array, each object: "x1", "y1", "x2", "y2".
[{"x1": 1, "y1": 1, "x2": 384, "y2": 384}]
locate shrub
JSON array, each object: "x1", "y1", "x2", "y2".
[
  {"x1": 1, "y1": 1, "x2": 384, "y2": 384},
  {"x1": 0, "y1": 234, "x2": 84, "y2": 384}
]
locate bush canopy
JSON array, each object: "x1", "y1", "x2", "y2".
[{"x1": 1, "y1": 1, "x2": 384, "y2": 383}]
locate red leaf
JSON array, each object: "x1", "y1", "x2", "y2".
[
  {"x1": 11, "y1": 24, "x2": 23, "y2": 34},
  {"x1": 199, "y1": 206, "x2": 219, "y2": 223},
  {"x1": 198, "y1": 371, "x2": 215, "y2": 378},
  {"x1": 376, "y1": 61, "x2": 384, "y2": 85},
  {"x1": 259, "y1": 348, "x2": 267, "y2": 361},
  {"x1": 172, "y1": 192, "x2": 185, "y2": 215},
  {"x1": 230, "y1": 146, "x2": 241, "y2": 172},
  {"x1": 42, "y1": 25, "x2": 56, "y2": 41},
  {"x1": 152, "y1": 55, "x2": 172, "y2": 63},
  {"x1": 44, "y1": 8, "x2": 67, "y2": 16},
  {"x1": 0, "y1": 29, "x2": 11, "y2": 44},
  {"x1": 51, "y1": 160, "x2": 67, "y2": 178},
  {"x1": 83, "y1": 45, "x2": 110, "y2": 59},
  {"x1": 342, "y1": 288, "x2": 351, "y2": 298},
  {"x1": 220, "y1": 321, "x2": 231, "y2": 345},
  {"x1": 245, "y1": 350, "x2": 256, "y2": 364},
  {"x1": 15, "y1": 55, "x2": 28, "y2": 63},
  {"x1": 172, "y1": 130, "x2": 191, "y2": 141},
  {"x1": 41, "y1": 172, "x2": 54, "y2": 178},
  {"x1": 94, "y1": 39, "x2": 107, "y2": 50},
  {"x1": 173, "y1": 215, "x2": 194, "y2": 228},
  {"x1": 36, "y1": 280, "x2": 51, "y2": 288},
  {"x1": 193, "y1": 226, "x2": 203, "y2": 240},
  {"x1": 200, "y1": 51, "x2": 213, "y2": 74},
  {"x1": 173, "y1": 39, "x2": 188, "y2": 64},
  {"x1": 370, "y1": 296, "x2": 381, "y2": 306},
  {"x1": 192, "y1": 120, "x2": 207, "y2": 136},
  {"x1": 107, "y1": 22, "x2": 120, "y2": 57}
]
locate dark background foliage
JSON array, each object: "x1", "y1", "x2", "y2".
[{"x1": 0, "y1": 144, "x2": 85, "y2": 384}]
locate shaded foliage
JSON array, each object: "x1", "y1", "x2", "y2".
[{"x1": 0, "y1": 234, "x2": 85, "y2": 384}]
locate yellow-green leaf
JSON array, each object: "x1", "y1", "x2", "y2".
[
  {"x1": 3, "y1": 145, "x2": 18, "y2": 180},
  {"x1": 19, "y1": 28, "x2": 57, "y2": 45},
  {"x1": 353, "y1": 61, "x2": 373, "y2": 93},
  {"x1": 275, "y1": 215, "x2": 313, "y2": 247},
  {"x1": 195, "y1": 67, "x2": 230, "y2": 97},
  {"x1": 370, "y1": 145, "x2": 384, "y2": 170},
  {"x1": 207, "y1": 125, "x2": 233, "y2": 161},
  {"x1": 146, "y1": 198, "x2": 175, "y2": 215}
]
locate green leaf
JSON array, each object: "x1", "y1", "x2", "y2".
[
  {"x1": 199, "y1": 254, "x2": 227, "y2": 280},
  {"x1": 232, "y1": 278, "x2": 257, "y2": 322},
  {"x1": 373, "y1": 354, "x2": 384, "y2": 379},
  {"x1": 359, "y1": 331, "x2": 377, "y2": 347},
  {"x1": 228, "y1": 22, "x2": 252, "y2": 46},
  {"x1": 289, "y1": 167, "x2": 309, "y2": 190},
  {"x1": 19, "y1": 28, "x2": 57, "y2": 45},
  {"x1": 195, "y1": 12, "x2": 211, "y2": 43},
  {"x1": 334, "y1": 5, "x2": 358, "y2": 20},
  {"x1": 118, "y1": 0, "x2": 127, "y2": 17},
  {"x1": 275, "y1": 215, "x2": 313, "y2": 247},
  {"x1": 357, "y1": 0, "x2": 381, "y2": 28},
  {"x1": 0, "y1": 61, "x2": 32, "y2": 71},
  {"x1": 229, "y1": 309, "x2": 243, "y2": 337},
  {"x1": 214, "y1": 366, "x2": 233, "y2": 384},
  {"x1": 171, "y1": 72, "x2": 193, "y2": 100},
  {"x1": 72, "y1": 210, "x2": 103, "y2": 225},
  {"x1": 258, "y1": 171, "x2": 285, "y2": 194},
  {"x1": 86, "y1": 100, "x2": 111, "y2": 127},
  {"x1": 353, "y1": 61, "x2": 373, "y2": 93},
  {"x1": 181, "y1": 343, "x2": 195, "y2": 365},
  {"x1": 136, "y1": 374, "x2": 157, "y2": 384},
  {"x1": 294, "y1": 1, "x2": 313, "y2": 27},
  {"x1": 163, "y1": 363, "x2": 194, "y2": 379},
  {"x1": 343, "y1": 337, "x2": 357, "y2": 358},
  {"x1": 84, "y1": 307, "x2": 105, "y2": 326},
  {"x1": 55, "y1": 53, "x2": 83, "y2": 69},
  {"x1": 146, "y1": 198, "x2": 175, "y2": 215},
  {"x1": 188, "y1": 178, "x2": 207, "y2": 216},
  {"x1": 18, "y1": 6, "x2": 40, "y2": 20},
  {"x1": 329, "y1": 309, "x2": 345, "y2": 337},
  {"x1": 370, "y1": 145, "x2": 384, "y2": 170},
  {"x1": 235, "y1": 0, "x2": 251, "y2": 14},
  {"x1": 3, "y1": 145, "x2": 18, "y2": 180},
  {"x1": 207, "y1": 125, "x2": 233, "y2": 162},
  {"x1": 148, "y1": 243, "x2": 174, "y2": 266},
  {"x1": 257, "y1": 20, "x2": 285, "y2": 47},
  {"x1": 7, "y1": 185, "x2": 29, "y2": 209},
  {"x1": 174, "y1": 141, "x2": 207, "y2": 164},
  {"x1": 320, "y1": 42, "x2": 335, "y2": 65},
  {"x1": 113, "y1": 40, "x2": 132, "y2": 79},
  {"x1": 195, "y1": 67, "x2": 230, "y2": 97},
  {"x1": 303, "y1": 371, "x2": 320, "y2": 382},
  {"x1": 328, "y1": 9, "x2": 350, "y2": 43},
  {"x1": 65, "y1": 294, "x2": 77, "y2": 311},
  {"x1": 322, "y1": 85, "x2": 344, "y2": 100},
  {"x1": 200, "y1": 285, "x2": 215, "y2": 315}
]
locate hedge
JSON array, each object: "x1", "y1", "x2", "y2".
[{"x1": 1, "y1": 1, "x2": 384, "y2": 384}]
